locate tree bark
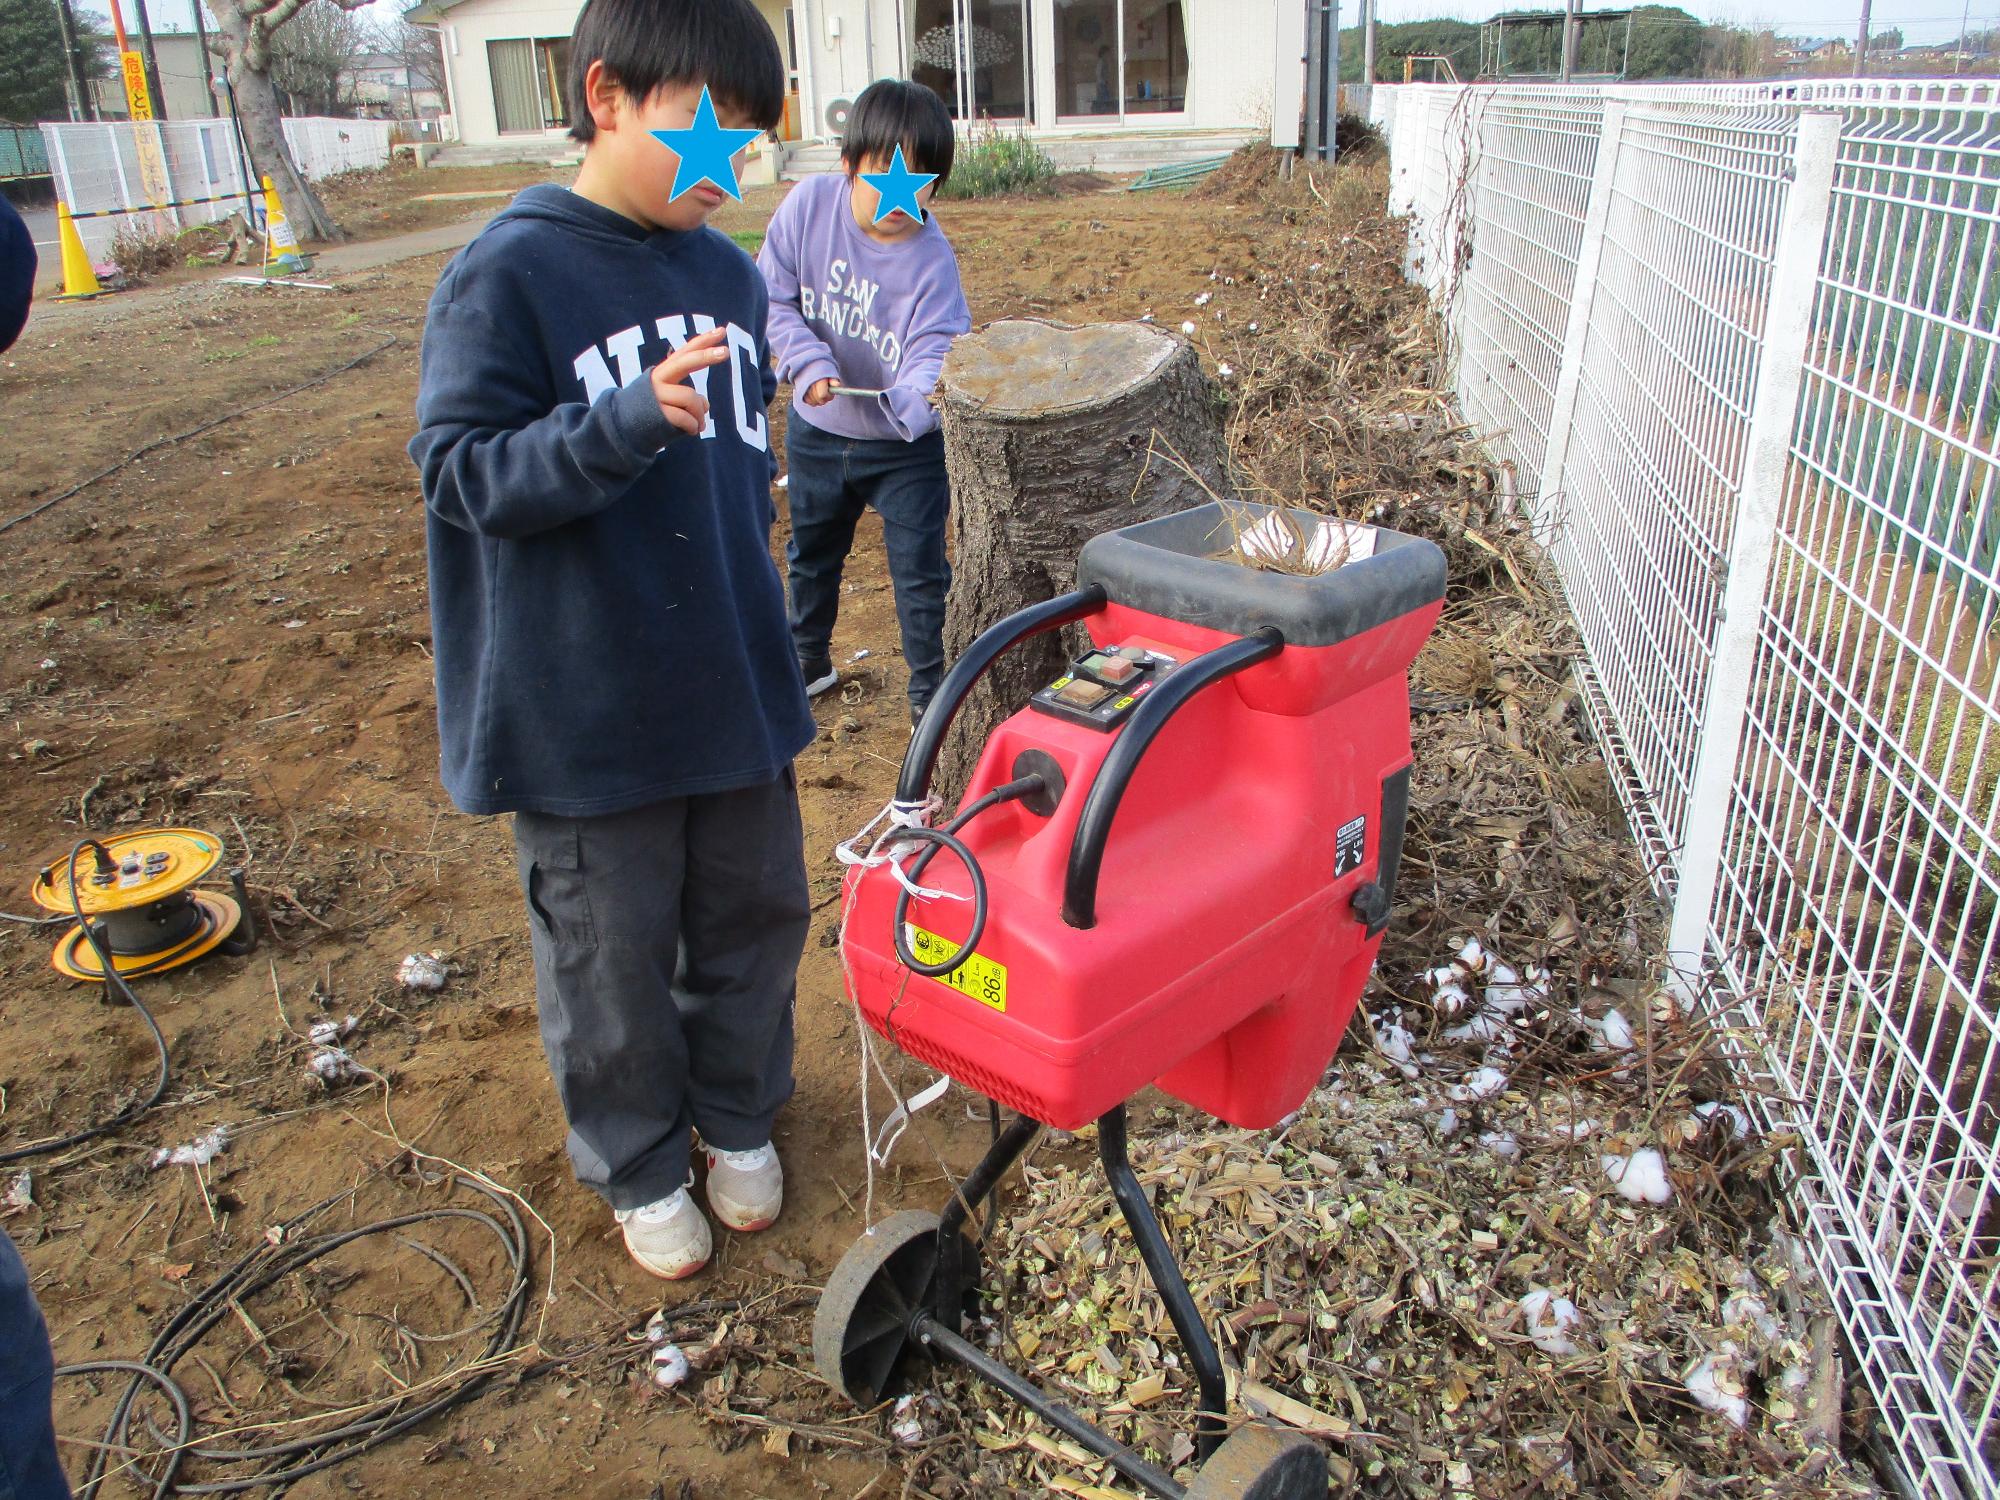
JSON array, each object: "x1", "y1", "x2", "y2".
[
  {"x1": 934, "y1": 318, "x2": 1233, "y2": 799},
  {"x1": 207, "y1": 0, "x2": 353, "y2": 243}
]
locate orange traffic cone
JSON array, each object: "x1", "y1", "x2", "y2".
[
  {"x1": 54, "y1": 202, "x2": 100, "y2": 299},
  {"x1": 259, "y1": 175, "x2": 311, "y2": 275}
]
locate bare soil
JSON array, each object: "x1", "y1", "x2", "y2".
[{"x1": 1, "y1": 181, "x2": 1261, "y2": 1498}]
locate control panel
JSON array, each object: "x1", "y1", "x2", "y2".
[{"x1": 1028, "y1": 644, "x2": 1176, "y2": 731}]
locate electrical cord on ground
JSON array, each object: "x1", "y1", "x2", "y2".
[
  {"x1": 889, "y1": 775, "x2": 1045, "y2": 977},
  {"x1": 0, "y1": 337, "x2": 399, "y2": 537},
  {"x1": 58, "y1": 1175, "x2": 531, "y2": 1497},
  {"x1": 0, "y1": 840, "x2": 171, "y2": 1166}
]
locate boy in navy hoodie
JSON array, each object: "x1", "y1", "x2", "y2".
[{"x1": 409, "y1": 0, "x2": 813, "y2": 1281}]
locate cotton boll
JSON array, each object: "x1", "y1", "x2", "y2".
[
  {"x1": 1375, "y1": 1019, "x2": 1420, "y2": 1079},
  {"x1": 1602, "y1": 1147, "x2": 1673, "y2": 1204},
  {"x1": 889, "y1": 1394, "x2": 927, "y2": 1445},
  {"x1": 1455, "y1": 937, "x2": 1492, "y2": 975},
  {"x1": 1694, "y1": 1101, "x2": 1755, "y2": 1143},
  {"x1": 1217, "y1": 363, "x2": 1234, "y2": 380},
  {"x1": 1180, "y1": 321, "x2": 1197, "y2": 335},
  {"x1": 1431, "y1": 981, "x2": 1475, "y2": 1019},
  {"x1": 1589, "y1": 1008, "x2": 1635, "y2": 1051},
  {"x1": 1452, "y1": 1066, "x2": 1509, "y2": 1102},
  {"x1": 1723, "y1": 1292, "x2": 1784, "y2": 1344},
  {"x1": 1193, "y1": 291, "x2": 1212, "y2": 306},
  {"x1": 1444, "y1": 1013, "x2": 1507, "y2": 1044},
  {"x1": 1436, "y1": 1107, "x2": 1460, "y2": 1138},
  {"x1": 1683, "y1": 1343, "x2": 1749, "y2": 1427},
  {"x1": 1518, "y1": 1289, "x2": 1584, "y2": 1356},
  {"x1": 651, "y1": 1344, "x2": 690, "y2": 1388},
  {"x1": 1480, "y1": 1130, "x2": 1520, "y2": 1158}
]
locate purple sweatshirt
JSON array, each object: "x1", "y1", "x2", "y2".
[{"x1": 757, "y1": 172, "x2": 972, "y2": 443}]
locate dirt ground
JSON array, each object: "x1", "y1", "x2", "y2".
[{"x1": 1, "y1": 177, "x2": 1263, "y2": 1497}]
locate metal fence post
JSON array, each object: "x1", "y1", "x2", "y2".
[
  {"x1": 1663, "y1": 109, "x2": 1843, "y2": 984},
  {"x1": 1533, "y1": 98, "x2": 1626, "y2": 530}
]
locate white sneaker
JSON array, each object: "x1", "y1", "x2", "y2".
[
  {"x1": 705, "y1": 1143, "x2": 783, "y2": 1232},
  {"x1": 801, "y1": 660, "x2": 839, "y2": 698},
  {"x1": 615, "y1": 1186, "x2": 712, "y2": 1280}
]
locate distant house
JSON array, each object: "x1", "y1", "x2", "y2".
[
  {"x1": 408, "y1": 0, "x2": 1290, "y2": 152},
  {"x1": 89, "y1": 31, "x2": 224, "y2": 121},
  {"x1": 344, "y1": 51, "x2": 446, "y2": 118}
]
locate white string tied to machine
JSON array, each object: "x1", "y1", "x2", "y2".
[{"x1": 834, "y1": 795, "x2": 961, "y2": 1224}]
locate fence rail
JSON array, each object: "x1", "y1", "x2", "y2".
[
  {"x1": 38, "y1": 117, "x2": 392, "y2": 261},
  {"x1": 1374, "y1": 77, "x2": 2000, "y2": 1496}
]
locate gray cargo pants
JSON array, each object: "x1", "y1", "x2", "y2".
[{"x1": 511, "y1": 771, "x2": 810, "y2": 1212}]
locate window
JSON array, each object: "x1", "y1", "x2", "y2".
[{"x1": 488, "y1": 37, "x2": 571, "y2": 133}]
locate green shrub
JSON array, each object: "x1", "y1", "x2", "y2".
[{"x1": 937, "y1": 123, "x2": 1059, "y2": 201}]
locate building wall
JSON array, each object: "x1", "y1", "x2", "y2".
[{"x1": 434, "y1": 0, "x2": 1277, "y2": 147}]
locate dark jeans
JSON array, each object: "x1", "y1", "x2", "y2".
[
  {"x1": 1, "y1": 1228, "x2": 69, "y2": 1500},
  {"x1": 785, "y1": 417, "x2": 951, "y2": 713},
  {"x1": 512, "y1": 771, "x2": 810, "y2": 1212}
]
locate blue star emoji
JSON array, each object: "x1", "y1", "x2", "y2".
[
  {"x1": 650, "y1": 85, "x2": 761, "y2": 202},
  {"x1": 861, "y1": 144, "x2": 938, "y2": 225}
]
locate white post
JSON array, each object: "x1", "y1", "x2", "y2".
[
  {"x1": 1535, "y1": 98, "x2": 1627, "y2": 528},
  {"x1": 1665, "y1": 110, "x2": 1842, "y2": 986}
]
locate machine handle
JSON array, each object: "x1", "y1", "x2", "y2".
[
  {"x1": 898, "y1": 584, "x2": 1109, "y2": 804},
  {"x1": 1061, "y1": 628, "x2": 1284, "y2": 930}
]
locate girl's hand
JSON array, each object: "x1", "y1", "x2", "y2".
[{"x1": 804, "y1": 378, "x2": 835, "y2": 406}]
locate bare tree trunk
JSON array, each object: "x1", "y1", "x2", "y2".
[
  {"x1": 934, "y1": 318, "x2": 1232, "y2": 798},
  {"x1": 207, "y1": 0, "x2": 349, "y2": 243}
]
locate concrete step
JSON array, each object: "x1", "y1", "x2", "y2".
[
  {"x1": 780, "y1": 129, "x2": 1255, "y2": 180},
  {"x1": 430, "y1": 141, "x2": 584, "y2": 169}
]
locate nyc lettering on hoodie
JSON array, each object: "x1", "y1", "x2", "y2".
[{"x1": 410, "y1": 185, "x2": 814, "y2": 818}]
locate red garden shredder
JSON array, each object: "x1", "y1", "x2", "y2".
[{"x1": 817, "y1": 501, "x2": 1445, "y2": 1497}]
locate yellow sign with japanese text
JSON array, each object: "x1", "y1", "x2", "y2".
[{"x1": 120, "y1": 50, "x2": 153, "y2": 120}]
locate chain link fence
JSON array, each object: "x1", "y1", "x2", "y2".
[
  {"x1": 1374, "y1": 78, "x2": 2000, "y2": 1496},
  {"x1": 39, "y1": 117, "x2": 392, "y2": 261}
]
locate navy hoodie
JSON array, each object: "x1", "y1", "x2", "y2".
[{"x1": 410, "y1": 185, "x2": 815, "y2": 817}]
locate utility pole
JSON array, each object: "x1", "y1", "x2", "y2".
[
  {"x1": 1361, "y1": 0, "x2": 1376, "y2": 114},
  {"x1": 1303, "y1": 0, "x2": 1323, "y2": 161},
  {"x1": 52, "y1": 0, "x2": 96, "y2": 118},
  {"x1": 1954, "y1": 0, "x2": 1971, "y2": 70},
  {"x1": 1561, "y1": 0, "x2": 1580, "y2": 78},
  {"x1": 131, "y1": 0, "x2": 169, "y2": 118},
  {"x1": 1853, "y1": 0, "x2": 1871, "y2": 73},
  {"x1": 190, "y1": 0, "x2": 219, "y2": 115},
  {"x1": 1326, "y1": 0, "x2": 1340, "y2": 140}
]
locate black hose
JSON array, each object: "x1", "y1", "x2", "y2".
[
  {"x1": 889, "y1": 776, "x2": 1044, "y2": 977},
  {"x1": 50, "y1": 1360, "x2": 192, "y2": 1500},
  {"x1": 63, "y1": 1176, "x2": 532, "y2": 1497},
  {"x1": 0, "y1": 840, "x2": 171, "y2": 1166}
]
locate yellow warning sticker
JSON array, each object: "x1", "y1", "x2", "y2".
[
  {"x1": 1113, "y1": 695, "x2": 1136, "y2": 710},
  {"x1": 905, "y1": 924, "x2": 1007, "y2": 1013}
]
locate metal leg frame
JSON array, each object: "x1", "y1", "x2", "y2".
[
  {"x1": 1099, "y1": 1104, "x2": 1228, "y2": 1460},
  {"x1": 910, "y1": 1102, "x2": 1230, "y2": 1496}
]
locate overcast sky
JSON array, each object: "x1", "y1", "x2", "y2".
[{"x1": 126, "y1": 0, "x2": 1994, "y2": 54}]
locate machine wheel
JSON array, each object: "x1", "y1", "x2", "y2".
[
  {"x1": 1183, "y1": 1423, "x2": 1329, "y2": 1500},
  {"x1": 812, "y1": 1210, "x2": 972, "y2": 1408}
]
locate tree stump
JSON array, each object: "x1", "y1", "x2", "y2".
[{"x1": 935, "y1": 318, "x2": 1232, "y2": 798}]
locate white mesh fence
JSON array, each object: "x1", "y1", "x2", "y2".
[
  {"x1": 39, "y1": 117, "x2": 392, "y2": 262},
  {"x1": 1374, "y1": 78, "x2": 2000, "y2": 1497}
]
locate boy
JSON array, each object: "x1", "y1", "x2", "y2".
[
  {"x1": 757, "y1": 79, "x2": 972, "y2": 726},
  {"x1": 408, "y1": 0, "x2": 813, "y2": 1281}
]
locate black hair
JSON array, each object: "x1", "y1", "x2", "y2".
[
  {"x1": 839, "y1": 79, "x2": 956, "y2": 185},
  {"x1": 567, "y1": 0, "x2": 784, "y2": 143}
]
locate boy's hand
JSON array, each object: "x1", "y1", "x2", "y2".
[
  {"x1": 804, "y1": 378, "x2": 834, "y2": 407},
  {"x1": 651, "y1": 327, "x2": 731, "y2": 436}
]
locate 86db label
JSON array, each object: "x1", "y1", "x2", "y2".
[{"x1": 904, "y1": 924, "x2": 1008, "y2": 1012}]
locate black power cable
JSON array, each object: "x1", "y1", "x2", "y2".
[
  {"x1": 0, "y1": 840, "x2": 172, "y2": 1167},
  {"x1": 1, "y1": 839, "x2": 256, "y2": 1166},
  {"x1": 890, "y1": 775, "x2": 1045, "y2": 977},
  {"x1": 60, "y1": 1175, "x2": 532, "y2": 1497}
]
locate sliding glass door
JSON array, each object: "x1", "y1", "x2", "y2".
[
  {"x1": 1053, "y1": 0, "x2": 1184, "y2": 123},
  {"x1": 487, "y1": 37, "x2": 572, "y2": 133},
  {"x1": 910, "y1": 0, "x2": 1030, "y2": 121}
]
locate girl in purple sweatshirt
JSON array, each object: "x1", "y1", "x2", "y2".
[{"x1": 757, "y1": 80, "x2": 972, "y2": 726}]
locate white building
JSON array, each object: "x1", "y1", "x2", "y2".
[{"x1": 409, "y1": 0, "x2": 1300, "y2": 154}]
